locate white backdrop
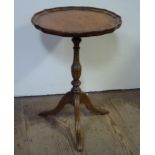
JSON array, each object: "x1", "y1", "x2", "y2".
[{"x1": 14, "y1": 0, "x2": 140, "y2": 96}]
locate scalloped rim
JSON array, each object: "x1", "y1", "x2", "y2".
[{"x1": 31, "y1": 6, "x2": 122, "y2": 37}]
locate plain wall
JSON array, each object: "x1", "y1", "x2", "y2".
[{"x1": 15, "y1": 0, "x2": 140, "y2": 96}]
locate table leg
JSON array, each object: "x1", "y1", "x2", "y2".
[
  {"x1": 39, "y1": 92, "x2": 72, "y2": 116},
  {"x1": 73, "y1": 93, "x2": 83, "y2": 152},
  {"x1": 80, "y1": 92, "x2": 109, "y2": 115}
]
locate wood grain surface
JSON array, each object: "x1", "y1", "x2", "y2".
[
  {"x1": 15, "y1": 90, "x2": 140, "y2": 155},
  {"x1": 32, "y1": 6, "x2": 122, "y2": 37}
]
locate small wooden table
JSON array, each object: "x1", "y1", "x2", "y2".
[{"x1": 32, "y1": 6, "x2": 122, "y2": 152}]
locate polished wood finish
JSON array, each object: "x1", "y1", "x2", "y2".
[
  {"x1": 80, "y1": 92, "x2": 109, "y2": 115},
  {"x1": 31, "y1": 6, "x2": 122, "y2": 152},
  {"x1": 39, "y1": 37, "x2": 109, "y2": 151},
  {"x1": 31, "y1": 6, "x2": 122, "y2": 37},
  {"x1": 15, "y1": 90, "x2": 140, "y2": 155},
  {"x1": 71, "y1": 37, "x2": 81, "y2": 94}
]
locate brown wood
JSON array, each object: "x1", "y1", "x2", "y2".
[
  {"x1": 31, "y1": 6, "x2": 122, "y2": 37},
  {"x1": 80, "y1": 92, "x2": 109, "y2": 115},
  {"x1": 31, "y1": 6, "x2": 122, "y2": 152},
  {"x1": 15, "y1": 90, "x2": 140, "y2": 155},
  {"x1": 39, "y1": 37, "x2": 109, "y2": 151}
]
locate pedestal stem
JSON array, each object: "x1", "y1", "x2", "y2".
[
  {"x1": 71, "y1": 37, "x2": 83, "y2": 151},
  {"x1": 71, "y1": 37, "x2": 82, "y2": 93},
  {"x1": 39, "y1": 36, "x2": 109, "y2": 152}
]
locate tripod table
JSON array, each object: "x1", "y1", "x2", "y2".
[{"x1": 31, "y1": 6, "x2": 122, "y2": 152}]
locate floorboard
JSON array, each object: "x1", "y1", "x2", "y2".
[{"x1": 15, "y1": 90, "x2": 140, "y2": 155}]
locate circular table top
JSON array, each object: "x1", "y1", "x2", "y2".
[{"x1": 32, "y1": 6, "x2": 122, "y2": 37}]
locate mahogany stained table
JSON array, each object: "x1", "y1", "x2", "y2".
[{"x1": 32, "y1": 6, "x2": 122, "y2": 152}]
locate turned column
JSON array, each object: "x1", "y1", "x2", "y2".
[
  {"x1": 71, "y1": 37, "x2": 82, "y2": 94},
  {"x1": 71, "y1": 37, "x2": 83, "y2": 151}
]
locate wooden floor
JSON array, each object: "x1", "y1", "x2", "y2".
[{"x1": 15, "y1": 90, "x2": 140, "y2": 155}]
